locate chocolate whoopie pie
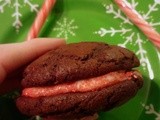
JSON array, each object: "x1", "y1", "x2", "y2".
[{"x1": 16, "y1": 42, "x2": 143, "y2": 119}]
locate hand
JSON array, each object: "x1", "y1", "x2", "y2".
[{"x1": 0, "y1": 38, "x2": 65, "y2": 95}]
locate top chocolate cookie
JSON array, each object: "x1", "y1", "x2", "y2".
[{"x1": 21, "y1": 42, "x2": 140, "y2": 88}]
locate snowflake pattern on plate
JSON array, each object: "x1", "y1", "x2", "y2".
[
  {"x1": 95, "y1": 1, "x2": 160, "y2": 119},
  {"x1": 95, "y1": 0, "x2": 160, "y2": 80},
  {"x1": 142, "y1": 104, "x2": 160, "y2": 120},
  {"x1": 0, "y1": 0, "x2": 39, "y2": 32},
  {"x1": 53, "y1": 17, "x2": 78, "y2": 39}
]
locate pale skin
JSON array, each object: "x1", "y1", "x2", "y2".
[{"x1": 0, "y1": 38, "x2": 65, "y2": 95}]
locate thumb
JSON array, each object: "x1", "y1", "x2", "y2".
[{"x1": 0, "y1": 38, "x2": 66, "y2": 84}]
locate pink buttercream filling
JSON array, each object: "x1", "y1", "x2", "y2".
[{"x1": 22, "y1": 70, "x2": 136, "y2": 98}]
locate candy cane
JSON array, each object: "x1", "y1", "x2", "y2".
[
  {"x1": 114, "y1": 0, "x2": 160, "y2": 48},
  {"x1": 26, "y1": 0, "x2": 56, "y2": 41}
]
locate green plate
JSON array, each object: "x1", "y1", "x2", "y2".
[{"x1": 0, "y1": 0, "x2": 160, "y2": 120}]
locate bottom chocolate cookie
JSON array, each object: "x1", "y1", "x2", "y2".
[
  {"x1": 16, "y1": 78, "x2": 142, "y2": 119},
  {"x1": 43, "y1": 113, "x2": 99, "y2": 120}
]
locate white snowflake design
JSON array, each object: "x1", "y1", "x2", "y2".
[
  {"x1": 0, "y1": 0, "x2": 39, "y2": 32},
  {"x1": 29, "y1": 116, "x2": 42, "y2": 120},
  {"x1": 142, "y1": 104, "x2": 160, "y2": 120},
  {"x1": 53, "y1": 17, "x2": 78, "y2": 39},
  {"x1": 95, "y1": 0, "x2": 160, "y2": 80}
]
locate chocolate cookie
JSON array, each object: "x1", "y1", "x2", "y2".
[
  {"x1": 17, "y1": 79, "x2": 142, "y2": 117},
  {"x1": 16, "y1": 42, "x2": 143, "y2": 119},
  {"x1": 21, "y1": 42, "x2": 139, "y2": 87}
]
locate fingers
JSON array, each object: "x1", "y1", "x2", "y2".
[{"x1": 0, "y1": 38, "x2": 66, "y2": 84}]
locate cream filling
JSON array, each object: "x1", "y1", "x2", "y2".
[{"x1": 22, "y1": 70, "x2": 138, "y2": 98}]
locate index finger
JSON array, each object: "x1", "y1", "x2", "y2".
[{"x1": 0, "y1": 38, "x2": 66, "y2": 84}]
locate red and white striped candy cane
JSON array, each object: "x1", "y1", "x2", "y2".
[
  {"x1": 26, "y1": 0, "x2": 56, "y2": 41},
  {"x1": 114, "y1": 0, "x2": 160, "y2": 48}
]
